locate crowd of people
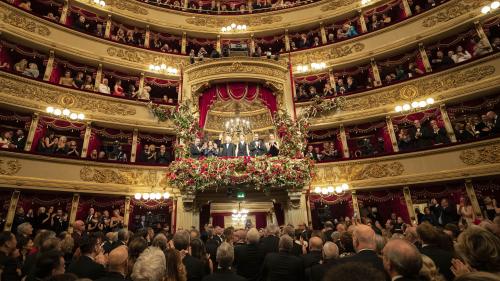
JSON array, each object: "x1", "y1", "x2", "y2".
[
  {"x1": 452, "y1": 111, "x2": 500, "y2": 143},
  {"x1": 0, "y1": 129, "x2": 26, "y2": 150},
  {"x1": 397, "y1": 119, "x2": 450, "y2": 151},
  {"x1": 37, "y1": 131, "x2": 81, "y2": 158},
  {"x1": 190, "y1": 133, "x2": 280, "y2": 158},
  {"x1": 1, "y1": 194, "x2": 499, "y2": 281}
]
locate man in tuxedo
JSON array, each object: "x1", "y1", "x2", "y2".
[
  {"x1": 475, "y1": 114, "x2": 491, "y2": 138},
  {"x1": 95, "y1": 245, "x2": 128, "y2": 281},
  {"x1": 436, "y1": 198, "x2": 457, "y2": 226},
  {"x1": 302, "y1": 236, "x2": 323, "y2": 268},
  {"x1": 266, "y1": 133, "x2": 280, "y2": 156},
  {"x1": 235, "y1": 134, "x2": 249, "y2": 157},
  {"x1": 68, "y1": 237, "x2": 106, "y2": 280},
  {"x1": 109, "y1": 229, "x2": 129, "y2": 253},
  {"x1": 487, "y1": 110, "x2": 499, "y2": 134},
  {"x1": 12, "y1": 129, "x2": 26, "y2": 150},
  {"x1": 173, "y1": 230, "x2": 207, "y2": 281},
  {"x1": 382, "y1": 239, "x2": 423, "y2": 281},
  {"x1": 417, "y1": 222, "x2": 454, "y2": 281},
  {"x1": 234, "y1": 228, "x2": 264, "y2": 281},
  {"x1": 259, "y1": 234, "x2": 304, "y2": 281},
  {"x1": 259, "y1": 224, "x2": 280, "y2": 256},
  {"x1": 307, "y1": 242, "x2": 339, "y2": 281},
  {"x1": 190, "y1": 138, "x2": 202, "y2": 159},
  {"x1": 410, "y1": 120, "x2": 432, "y2": 148},
  {"x1": 430, "y1": 120, "x2": 450, "y2": 145},
  {"x1": 249, "y1": 133, "x2": 267, "y2": 156},
  {"x1": 85, "y1": 208, "x2": 95, "y2": 226},
  {"x1": 220, "y1": 135, "x2": 235, "y2": 157},
  {"x1": 323, "y1": 221, "x2": 335, "y2": 242}
]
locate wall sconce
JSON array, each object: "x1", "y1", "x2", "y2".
[
  {"x1": 134, "y1": 192, "x2": 170, "y2": 200},
  {"x1": 46, "y1": 106, "x2": 85, "y2": 120},
  {"x1": 221, "y1": 23, "x2": 247, "y2": 32},
  {"x1": 92, "y1": 0, "x2": 106, "y2": 7},
  {"x1": 149, "y1": 64, "x2": 178, "y2": 75},
  {"x1": 481, "y1": 1, "x2": 499, "y2": 14},
  {"x1": 395, "y1": 98, "x2": 434, "y2": 113}
]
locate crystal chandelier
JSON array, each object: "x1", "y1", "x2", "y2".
[
  {"x1": 224, "y1": 103, "x2": 252, "y2": 135},
  {"x1": 232, "y1": 203, "x2": 249, "y2": 224}
]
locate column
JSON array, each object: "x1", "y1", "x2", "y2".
[
  {"x1": 439, "y1": 104, "x2": 457, "y2": 143},
  {"x1": 247, "y1": 0, "x2": 253, "y2": 13},
  {"x1": 104, "y1": 15, "x2": 112, "y2": 39},
  {"x1": 123, "y1": 196, "x2": 131, "y2": 230},
  {"x1": 131, "y1": 129, "x2": 139, "y2": 163},
  {"x1": 284, "y1": 29, "x2": 290, "y2": 52},
  {"x1": 386, "y1": 116, "x2": 399, "y2": 153},
  {"x1": 43, "y1": 51, "x2": 55, "y2": 81},
  {"x1": 144, "y1": 25, "x2": 151, "y2": 48},
  {"x1": 402, "y1": 186, "x2": 417, "y2": 225},
  {"x1": 329, "y1": 71, "x2": 337, "y2": 95},
  {"x1": 474, "y1": 21, "x2": 493, "y2": 52},
  {"x1": 81, "y1": 123, "x2": 92, "y2": 158},
  {"x1": 181, "y1": 32, "x2": 187, "y2": 54},
  {"x1": 284, "y1": 191, "x2": 308, "y2": 227},
  {"x1": 339, "y1": 125, "x2": 350, "y2": 159},
  {"x1": 351, "y1": 190, "x2": 360, "y2": 221},
  {"x1": 67, "y1": 193, "x2": 80, "y2": 233},
  {"x1": 370, "y1": 59, "x2": 382, "y2": 87},
  {"x1": 464, "y1": 180, "x2": 482, "y2": 218},
  {"x1": 176, "y1": 194, "x2": 199, "y2": 230},
  {"x1": 216, "y1": 35, "x2": 221, "y2": 53},
  {"x1": 401, "y1": 0, "x2": 412, "y2": 17},
  {"x1": 24, "y1": 113, "x2": 40, "y2": 152},
  {"x1": 306, "y1": 194, "x2": 312, "y2": 226},
  {"x1": 3, "y1": 190, "x2": 20, "y2": 232},
  {"x1": 138, "y1": 73, "x2": 145, "y2": 98},
  {"x1": 358, "y1": 11, "x2": 368, "y2": 33},
  {"x1": 171, "y1": 198, "x2": 177, "y2": 233},
  {"x1": 183, "y1": 0, "x2": 189, "y2": 9},
  {"x1": 249, "y1": 34, "x2": 256, "y2": 55},
  {"x1": 320, "y1": 22, "x2": 327, "y2": 45},
  {"x1": 59, "y1": 0, "x2": 69, "y2": 25},
  {"x1": 94, "y1": 64, "x2": 103, "y2": 92},
  {"x1": 419, "y1": 43, "x2": 433, "y2": 73}
]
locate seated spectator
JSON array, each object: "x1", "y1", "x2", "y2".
[
  {"x1": 328, "y1": 33, "x2": 335, "y2": 42},
  {"x1": 452, "y1": 46, "x2": 472, "y2": 63},
  {"x1": 98, "y1": 78, "x2": 110, "y2": 94},
  {"x1": 431, "y1": 50, "x2": 455, "y2": 71},
  {"x1": 113, "y1": 80, "x2": 125, "y2": 97},
  {"x1": 54, "y1": 136, "x2": 68, "y2": 155},
  {"x1": 337, "y1": 29, "x2": 347, "y2": 40},
  {"x1": 491, "y1": 37, "x2": 500, "y2": 52},
  {"x1": 82, "y1": 75, "x2": 94, "y2": 91},
  {"x1": 14, "y1": 59, "x2": 28, "y2": 73},
  {"x1": 59, "y1": 70, "x2": 75, "y2": 87},
  {"x1": 343, "y1": 23, "x2": 358, "y2": 37},
  {"x1": 113, "y1": 28, "x2": 126, "y2": 43},
  {"x1": 74, "y1": 15, "x2": 92, "y2": 33},
  {"x1": 454, "y1": 122, "x2": 474, "y2": 143},
  {"x1": 309, "y1": 86, "x2": 318, "y2": 97},
  {"x1": 370, "y1": 14, "x2": 381, "y2": 31},
  {"x1": 66, "y1": 141, "x2": 79, "y2": 157},
  {"x1": 161, "y1": 43, "x2": 171, "y2": 53},
  {"x1": 90, "y1": 149, "x2": 98, "y2": 160},
  {"x1": 398, "y1": 128, "x2": 413, "y2": 151},
  {"x1": 73, "y1": 72, "x2": 84, "y2": 89},
  {"x1": 429, "y1": 120, "x2": 449, "y2": 145},
  {"x1": 0, "y1": 130, "x2": 13, "y2": 149},
  {"x1": 44, "y1": 12, "x2": 59, "y2": 22},
  {"x1": 18, "y1": 0, "x2": 32, "y2": 11},
  {"x1": 116, "y1": 145, "x2": 127, "y2": 162},
  {"x1": 98, "y1": 150, "x2": 106, "y2": 160},
  {"x1": 346, "y1": 76, "x2": 356, "y2": 92},
  {"x1": 471, "y1": 37, "x2": 491, "y2": 57},
  {"x1": 198, "y1": 47, "x2": 208, "y2": 60},
  {"x1": 408, "y1": 62, "x2": 424, "y2": 78},
  {"x1": 22, "y1": 63, "x2": 40, "y2": 79},
  {"x1": 290, "y1": 41, "x2": 298, "y2": 51},
  {"x1": 312, "y1": 37, "x2": 320, "y2": 47},
  {"x1": 189, "y1": 49, "x2": 196, "y2": 64},
  {"x1": 382, "y1": 13, "x2": 391, "y2": 26},
  {"x1": 323, "y1": 83, "x2": 334, "y2": 96},
  {"x1": 336, "y1": 78, "x2": 346, "y2": 94}
]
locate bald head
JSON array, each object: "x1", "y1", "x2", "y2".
[
  {"x1": 309, "y1": 236, "x2": 323, "y2": 251},
  {"x1": 108, "y1": 245, "x2": 128, "y2": 272},
  {"x1": 323, "y1": 241, "x2": 339, "y2": 260},
  {"x1": 382, "y1": 239, "x2": 422, "y2": 278},
  {"x1": 404, "y1": 226, "x2": 418, "y2": 243},
  {"x1": 74, "y1": 220, "x2": 85, "y2": 232},
  {"x1": 353, "y1": 224, "x2": 376, "y2": 252}
]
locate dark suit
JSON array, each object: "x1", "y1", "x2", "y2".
[
  {"x1": 420, "y1": 245, "x2": 453, "y2": 281},
  {"x1": 306, "y1": 259, "x2": 338, "y2": 281},
  {"x1": 410, "y1": 126, "x2": 432, "y2": 148},
  {"x1": 95, "y1": 271, "x2": 131, "y2": 281},
  {"x1": 183, "y1": 255, "x2": 207, "y2": 281},
  {"x1": 337, "y1": 249, "x2": 385, "y2": 276},
  {"x1": 259, "y1": 235, "x2": 280, "y2": 257},
  {"x1": 259, "y1": 251, "x2": 304, "y2": 281},
  {"x1": 236, "y1": 141, "x2": 249, "y2": 156},
  {"x1": 202, "y1": 269, "x2": 246, "y2": 281},
  {"x1": 249, "y1": 140, "x2": 267, "y2": 156},
  {"x1": 220, "y1": 143, "x2": 236, "y2": 157},
  {"x1": 205, "y1": 237, "x2": 219, "y2": 267},
  {"x1": 431, "y1": 127, "x2": 449, "y2": 144},
  {"x1": 13, "y1": 136, "x2": 26, "y2": 150},
  {"x1": 190, "y1": 144, "x2": 203, "y2": 159},
  {"x1": 67, "y1": 255, "x2": 106, "y2": 280},
  {"x1": 492, "y1": 116, "x2": 500, "y2": 134},
  {"x1": 234, "y1": 243, "x2": 264, "y2": 281},
  {"x1": 302, "y1": 250, "x2": 322, "y2": 269},
  {"x1": 436, "y1": 205, "x2": 458, "y2": 226}
]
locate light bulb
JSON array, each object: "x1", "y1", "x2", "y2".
[
  {"x1": 94, "y1": 0, "x2": 99, "y2": 3},
  {"x1": 70, "y1": 113, "x2": 77, "y2": 120},
  {"x1": 395, "y1": 105, "x2": 403, "y2": 112},
  {"x1": 142, "y1": 193, "x2": 150, "y2": 200},
  {"x1": 481, "y1": 6, "x2": 491, "y2": 14},
  {"x1": 491, "y1": 1, "x2": 500, "y2": 9},
  {"x1": 231, "y1": 23, "x2": 236, "y2": 28},
  {"x1": 419, "y1": 101, "x2": 427, "y2": 108},
  {"x1": 341, "y1": 183, "x2": 349, "y2": 190},
  {"x1": 411, "y1": 101, "x2": 420, "y2": 108},
  {"x1": 134, "y1": 193, "x2": 141, "y2": 200},
  {"x1": 314, "y1": 187, "x2": 321, "y2": 193},
  {"x1": 402, "y1": 104, "x2": 411, "y2": 111},
  {"x1": 149, "y1": 64, "x2": 155, "y2": 70},
  {"x1": 46, "y1": 106, "x2": 54, "y2": 113},
  {"x1": 227, "y1": 26, "x2": 232, "y2": 31},
  {"x1": 77, "y1": 113, "x2": 85, "y2": 120},
  {"x1": 100, "y1": 0, "x2": 105, "y2": 7},
  {"x1": 154, "y1": 65, "x2": 160, "y2": 71},
  {"x1": 53, "y1": 109, "x2": 62, "y2": 116},
  {"x1": 335, "y1": 186, "x2": 343, "y2": 194},
  {"x1": 161, "y1": 64, "x2": 167, "y2": 70},
  {"x1": 236, "y1": 25, "x2": 242, "y2": 30},
  {"x1": 163, "y1": 192, "x2": 170, "y2": 199},
  {"x1": 326, "y1": 186, "x2": 333, "y2": 193},
  {"x1": 426, "y1": 97, "x2": 434, "y2": 104},
  {"x1": 321, "y1": 188, "x2": 328, "y2": 195},
  {"x1": 221, "y1": 27, "x2": 226, "y2": 32},
  {"x1": 242, "y1": 25, "x2": 247, "y2": 30},
  {"x1": 62, "y1": 108, "x2": 70, "y2": 116}
]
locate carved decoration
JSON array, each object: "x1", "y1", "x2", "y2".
[
  {"x1": 320, "y1": 0, "x2": 358, "y2": 11},
  {"x1": 205, "y1": 111, "x2": 273, "y2": 132},
  {"x1": 107, "y1": 47, "x2": 187, "y2": 67},
  {"x1": 80, "y1": 166, "x2": 165, "y2": 186},
  {"x1": 342, "y1": 65, "x2": 495, "y2": 112},
  {"x1": 314, "y1": 162, "x2": 404, "y2": 183},
  {"x1": 459, "y1": 144, "x2": 500, "y2": 165},
  {"x1": 422, "y1": 0, "x2": 486, "y2": 27},
  {"x1": 1, "y1": 9, "x2": 50, "y2": 36},
  {"x1": 186, "y1": 15, "x2": 282, "y2": 28},
  {"x1": 107, "y1": 0, "x2": 149, "y2": 15},
  {"x1": 0, "y1": 159, "x2": 22, "y2": 176},
  {"x1": 0, "y1": 76, "x2": 137, "y2": 116},
  {"x1": 188, "y1": 62, "x2": 286, "y2": 81},
  {"x1": 291, "y1": 43, "x2": 365, "y2": 65}
]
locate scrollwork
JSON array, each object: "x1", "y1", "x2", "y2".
[
  {"x1": 314, "y1": 161, "x2": 404, "y2": 183},
  {"x1": 320, "y1": 0, "x2": 358, "y2": 11},
  {"x1": 0, "y1": 159, "x2": 22, "y2": 176},
  {"x1": 291, "y1": 43, "x2": 365, "y2": 65},
  {"x1": 80, "y1": 166, "x2": 162, "y2": 186},
  {"x1": 107, "y1": 0, "x2": 149, "y2": 15},
  {"x1": 1, "y1": 9, "x2": 50, "y2": 36},
  {"x1": 459, "y1": 144, "x2": 500, "y2": 165},
  {"x1": 186, "y1": 15, "x2": 282, "y2": 28},
  {"x1": 188, "y1": 62, "x2": 286, "y2": 81},
  {"x1": 422, "y1": 0, "x2": 485, "y2": 28},
  {"x1": 107, "y1": 47, "x2": 187, "y2": 67}
]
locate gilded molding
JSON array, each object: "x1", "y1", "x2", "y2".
[
  {"x1": 422, "y1": 0, "x2": 485, "y2": 28},
  {"x1": 320, "y1": 0, "x2": 358, "y2": 11},
  {"x1": 1, "y1": 9, "x2": 50, "y2": 36},
  {"x1": 459, "y1": 144, "x2": 500, "y2": 165},
  {"x1": 0, "y1": 76, "x2": 137, "y2": 116},
  {"x1": 185, "y1": 15, "x2": 282, "y2": 28},
  {"x1": 291, "y1": 43, "x2": 365, "y2": 65},
  {"x1": 187, "y1": 61, "x2": 286, "y2": 81},
  {"x1": 0, "y1": 159, "x2": 22, "y2": 176},
  {"x1": 80, "y1": 166, "x2": 165, "y2": 186},
  {"x1": 107, "y1": 0, "x2": 149, "y2": 15},
  {"x1": 313, "y1": 161, "x2": 404, "y2": 183},
  {"x1": 342, "y1": 65, "x2": 495, "y2": 112},
  {"x1": 107, "y1": 46, "x2": 187, "y2": 67}
]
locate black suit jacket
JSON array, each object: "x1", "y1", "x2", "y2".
[
  {"x1": 236, "y1": 141, "x2": 249, "y2": 156},
  {"x1": 306, "y1": 259, "x2": 338, "y2": 281},
  {"x1": 437, "y1": 205, "x2": 458, "y2": 226},
  {"x1": 183, "y1": 255, "x2": 207, "y2": 281},
  {"x1": 67, "y1": 255, "x2": 106, "y2": 280},
  {"x1": 432, "y1": 128, "x2": 450, "y2": 144},
  {"x1": 302, "y1": 250, "x2": 322, "y2": 268},
  {"x1": 338, "y1": 250, "x2": 386, "y2": 276},
  {"x1": 202, "y1": 269, "x2": 246, "y2": 281},
  {"x1": 95, "y1": 271, "x2": 131, "y2": 281},
  {"x1": 13, "y1": 136, "x2": 26, "y2": 150},
  {"x1": 190, "y1": 144, "x2": 202, "y2": 159},
  {"x1": 234, "y1": 243, "x2": 264, "y2": 281},
  {"x1": 259, "y1": 235, "x2": 280, "y2": 257},
  {"x1": 220, "y1": 143, "x2": 236, "y2": 157},
  {"x1": 259, "y1": 251, "x2": 304, "y2": 281},
  {"x1": 420, "y1": 245, "x2": 454, "y2": 281},
  {"x1": 249, "y1": 140, "x2": 267, "y2": 156},
  {"x1": 411, "y1": 126, "x2": 433, "y2": 148},
  {"x1": 492, "y1": 116, "x2": 500, "y2": 134}
]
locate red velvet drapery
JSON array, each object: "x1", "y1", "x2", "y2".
[{"x1": 198, "y1": 83, "x2": 278, "y2": 128}]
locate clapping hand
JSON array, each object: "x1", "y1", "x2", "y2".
[{"x1": 451, "y1": 258, "x2": 473, "y2": 277}]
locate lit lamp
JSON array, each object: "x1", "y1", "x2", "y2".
[
  {"x1": 313, "y1": 183, "x2": 350, "y2": 196},
  {"x1": 395, "y1": 98, "x2": 434, "y2": 113},
  {"x1": 46, "y1": 106, "x2": 85, "y2": 120},
  {"x1": 134, "y1": 191, "x2": 171, "y2": 200}
]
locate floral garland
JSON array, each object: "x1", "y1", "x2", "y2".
[
  {"x1": 167, "y1": 156, "x2": 314, "y2": 192},
  {"x1": 147, "y1": 102, "x2": 174, "y2": 122}
]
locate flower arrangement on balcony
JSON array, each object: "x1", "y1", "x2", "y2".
[{"x1": 167, "y1": 156, "x2": 315, "y2": 192}]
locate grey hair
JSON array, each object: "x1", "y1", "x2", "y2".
[
  {"x1": 266, "y1": 224, "x2": 279, "y2": 236},
  {"x1": 323, "y1": 241, "x2": 339, "y2": 259},
  {"x1": 152, "y1": 234, "x2": 168, "y2": 252},
  {"x1": 331, "y1": 231, "x2": 341, "y2": 242},
  {"x1": 17, "y1": 222, "x2": 32, "y2": 236},
  {"x1": 216, "y1": 242, "x2": 234, "y2": 268},
  {"x1": 278, "y1": 234, "x2": 293, "y2": 252},
  {"x1": 246, "y1": 228, "x2": 260, "y2": 244},
  {"x1": 375, "y1": 234, "x2": 387, "y2": 254},
  {"x1": 131, "y1": 246, "x2": 166, "y2": 281}
]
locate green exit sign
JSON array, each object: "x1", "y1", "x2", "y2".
[{"x1": 236, "y1": 191, "x2": 246, "y2": 199}]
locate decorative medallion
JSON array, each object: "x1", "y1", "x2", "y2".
[
  {"x1": 291, "y1": 43, "x2": 365, "y2": 65},
  {"x1": 185, "y1": 15, "x2": 282, "y2": 28},
  {"x1": 0, "y1": 159, "x2": 22, "y2": 176},
  {"x1": 320, "y1": 0, "x2": 358, "y2": 11},
  {"x1": 187, "y1": 62, "x2": 286, "y2": 81},
  {"x1": 1, "y1": 9, "x2": 50, "y2": 36},
  {"x1": 459, "y1": 144, "x2": 500, "y2": 165},
  {"x1": 80, "y1": 166, "x2": 162, "y2": 186},
  {"x1": 422, "y1": 0, "x2": 486, "y2": 28},
  {"x1": 398, "y1": 85, "x2": 419, "y2": 101},
  {"x1": 107, "y1": 0, "x2": 149, "y2": 15}
]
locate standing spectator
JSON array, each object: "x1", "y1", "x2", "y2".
[
  {"x1": 95, "y1": 245, "x2": 129, "y2": 281},
  {"x1": 382, "y1": 239, "x2": 423, "y2": 281},
  {"x1": 417, "y1": 222, "x2": 454, "y2": 280},
  {"x1": 131, "y1": 246, "x2": 166, "y2": 281},
  {"x1": 67, "y1": 237, "x2": 106, "y2": 279},
  {"x1": 259, "y1": 224, "x2": 280, "y2": 256},
  {"x1": 0, "y1": 231, "x2": 20, "y2": 281},
  {"x1": 234, "y1": 228, "x2": 264, "y2": 280},
  {"x1": 259, "y1": 235, "x2": 304, "y2": 281},
  {"x1": 202, "y1": 242, "x2": 245, "y2": 281},
  {"x1": 173, "y1": 230, "x2": 207, "y2": 281}
]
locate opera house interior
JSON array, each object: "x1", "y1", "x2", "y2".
[{"x1": 0, "y1": 0, "x2": 499, "y2": 280}]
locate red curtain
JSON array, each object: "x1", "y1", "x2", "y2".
[
  {"x1": 357, "y1": 189, "x2": 410, "y2": 223},
  {"x1": 198, "y1": 83, "x2": 278, "y2": 127}
]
